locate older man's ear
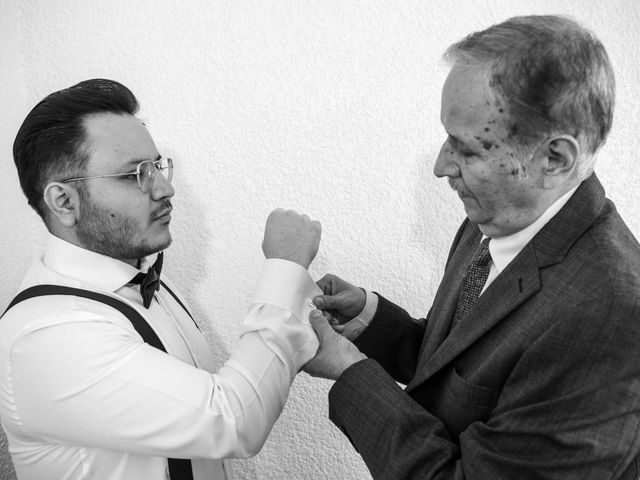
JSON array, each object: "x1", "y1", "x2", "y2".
[{"x1": 538, "y1": 135, "x2": 580, "y2": 189}]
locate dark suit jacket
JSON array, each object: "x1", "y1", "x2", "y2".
[{"x1": 329, "y1": 175, "x2": 640, "y2": 479}]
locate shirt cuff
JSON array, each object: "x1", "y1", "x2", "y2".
[
  {"x1": 243, "y1": 259, "x2": 322, "y2": 370},
  {"x1": 339, "y1": 289, "x2": 378, "y2": 339},
  {"x1": 352, "y1": 289, "x2": 378, "y2": 326},
  {"x1": 250, "y1": 258, "x2": 322, "y2": 325}
]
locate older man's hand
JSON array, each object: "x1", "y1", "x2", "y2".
[
  {"x1": 303, "y1": 310, "x2": 367, "y2": 380},
  {"x1": 262, "y1": 208, "x2": 322, "y2": 269}
]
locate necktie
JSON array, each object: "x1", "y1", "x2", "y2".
[
  {"x1": 452, "y1": 238, "x2": 491, "y2": 327},
  {"x1": 130, "y1": 252, "x2": 163, "y2": 308}
]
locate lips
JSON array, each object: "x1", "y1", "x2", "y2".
[{"x1": 152, "y1": 203, "x2": 173, "y2": 220}]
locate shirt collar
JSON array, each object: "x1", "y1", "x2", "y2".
[
  {"x1": 488, "y1": 185, "x2": 580, "y2": 274},
  {"x1": 43, "y1": 233, "x2": 160, "y2": 293}
]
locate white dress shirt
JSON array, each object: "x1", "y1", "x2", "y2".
[
  {"x1": 347, "y1": 185, "x2": 580, "y2": 333},
  {"x1": 0, "y1": 234, "x2": 320, "y2": 480}
]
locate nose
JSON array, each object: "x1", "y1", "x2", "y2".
[
  {"x1": 433, "y1": 142, "x2": 461, "y2": 179},
  {"x1": 150, "y1": 171, "x2": 175, "y2": 200}
]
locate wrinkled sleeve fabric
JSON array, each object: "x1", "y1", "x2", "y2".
[{"x1": 7, "y1": 259, "x2": 320, "y2": 459}]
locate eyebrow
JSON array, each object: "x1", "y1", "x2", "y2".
[{"x1": 125, "y1": 153, "x2": 162, "y2": 167}]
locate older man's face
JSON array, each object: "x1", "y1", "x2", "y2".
[
  {"x1": 433, "y1": 64, "x2": 545, "y2": 238},
  {"x1": 74, "y1": 113, "x2": 175, "y2": 264}
]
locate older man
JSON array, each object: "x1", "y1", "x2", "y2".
[
  {"x1": 0, "y1": 79, "x2": 321, "y2": 480},
  {"x1": 304, "y1": 15, "x2": 640, "y2": 479}
]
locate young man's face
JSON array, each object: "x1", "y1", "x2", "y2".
[
  {"x1": 75, "y1": 113, "x2": 175, "y2": 263},
  {"x1": 433, "y1": 63, "x2": 546, "y2": 238}
]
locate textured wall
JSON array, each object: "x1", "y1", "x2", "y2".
[{"x1": 1, "y1": 1, "x2": 639, "y2": 479}]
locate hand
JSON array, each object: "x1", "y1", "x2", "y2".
[
  {"x1": 313, "y1": 274, "x2": 366, "y2": 324},
  {"x1": 303, "y1": 310, "x2": 367, "y2": 380},
  {"x1": 262, "y1": 208, "x2": 322, "y2": 269}
]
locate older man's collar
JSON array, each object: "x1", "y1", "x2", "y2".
[
  {"x1": 489, "y1": 184, "x2": 579, "y2": 274},
  {"x1": 532, "y1": 174, "x2": 606, "y2": 267}
]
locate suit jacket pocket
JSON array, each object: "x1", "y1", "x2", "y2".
[
  {"x1": 439, "y1": 367, "x2": 497, "y2": 438},
  {"x1": 448, "y1": 367, "x2": 495, "y2": 407}
]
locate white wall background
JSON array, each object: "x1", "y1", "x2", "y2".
[{"x1": 1, "y1": 1, "x2": 639, "y2": 479}]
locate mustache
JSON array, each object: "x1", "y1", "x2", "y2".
[
  {"x1": 151, "y1": 200, "x2": 173, "y2": 220},
  {"x1": 449, "y1": 180, "x2": 471, "y2": 197}
]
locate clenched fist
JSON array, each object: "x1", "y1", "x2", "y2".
[{"x1": 262, "y1": 209, "x2": 322, "y2": 269}]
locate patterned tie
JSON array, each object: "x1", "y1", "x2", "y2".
[
  {"x1": 130, "y1": 252, "x2": 163, "y2": 309},
  {"x1": 452, "y1": 238, "x2": 491, "y2": 327}
]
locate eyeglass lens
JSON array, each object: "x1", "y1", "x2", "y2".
[{"x1": 138, "y1": 158, "x2": 173, "y2": 193}]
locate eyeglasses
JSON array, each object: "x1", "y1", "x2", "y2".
[{"x1": 62, "y1": 157, "x2": 173, "y2": 193}]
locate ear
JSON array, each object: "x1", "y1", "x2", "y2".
[
  {"x1": 536, "y1": 135, "x2": 579, "y2": 189},
  {"x1": 42, "y1": 182, "x2": 80, "y2": 227}
]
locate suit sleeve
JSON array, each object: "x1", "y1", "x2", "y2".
[
  {"x1": 354, "y1": 295, "x2": 426, "y2": 385},
  {"x1": 329, "y1": 287, "x2": 640, "y2": 480}
]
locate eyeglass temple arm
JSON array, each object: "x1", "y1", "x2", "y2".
[
  {"x1": 62, "y1": 159, "x2": 169, "y2": 183},
  {"x1": 62, "y1": 172, "x2": 138, "y2": 183}
]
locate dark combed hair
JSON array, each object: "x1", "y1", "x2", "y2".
[
  {"x1": 13, "y1": 79, "x2": 139, "y2": 220},
  {"x1": 445, "y1": 15, "x2": 615, "y2": 175}
]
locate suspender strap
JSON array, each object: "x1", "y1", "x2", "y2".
[
  {"x1": 160, "y1": 281, "x2": 199, "y2": 328},
  {"x1": 2, "y1": 284, "x2": 194, "y2": 480},
  {"x1": 4, "y1": 285, "x2": 165, "y2": 350}
]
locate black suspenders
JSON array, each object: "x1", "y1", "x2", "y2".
[
  {"x1": 2, "y1": 283, "x2": 196, "y2": 480},
  {"x1": 161, "y1": 281, "x2": 198, "y2": 326}
]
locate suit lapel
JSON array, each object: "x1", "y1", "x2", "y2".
[
  {"x1": 416, "y1": 225, "x2": 479, "y2": 364},
  {"x1": 408, "y1": 245, "x2": 541, "y2": 389},
  {"x1": 406, "y1": 174, "x2": 606, "y2": 391}
]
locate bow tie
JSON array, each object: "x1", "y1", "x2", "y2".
[{"x1": 130, "y1": 252, "x2": 163, "y2": 308}]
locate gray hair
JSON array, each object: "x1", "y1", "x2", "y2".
[{"x1": 445, "y1": 15, "x2": 615, "y2": 178}]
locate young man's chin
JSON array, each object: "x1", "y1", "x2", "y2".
[
  {"x1": 136, "y1": 232, "x2": 172, "y2": 259},
  {"x1": 154, "y1": 234, "x2": 172, "y2": 253},
  {"x1": 151, "y1": 224, "x2": 172, "y2": 248}
]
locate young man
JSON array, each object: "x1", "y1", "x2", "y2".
[{"x1": 1, "y1": 79, "x2": 321, "y2": 480}]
